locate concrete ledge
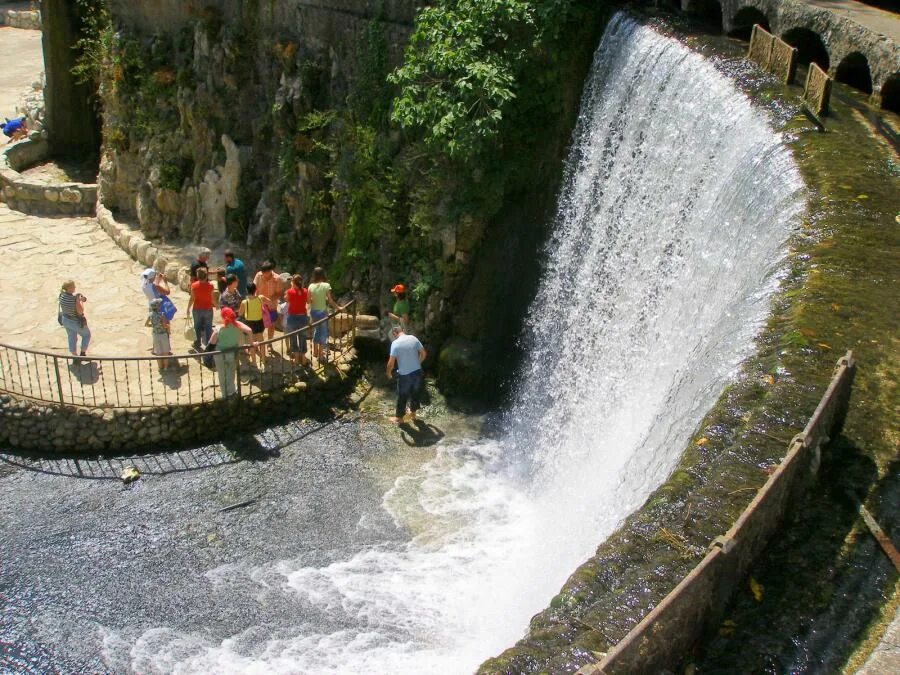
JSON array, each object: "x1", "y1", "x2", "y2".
[{"x1": 0, "y1": 137, "x2": 98, "y2": 216}]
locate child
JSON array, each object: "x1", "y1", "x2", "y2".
[
  {"x1": 238, "y1": 282, "x2": 268, "y2": 367},
  {"x1": 145, "y1": 297, "x2": 174, "y2": 370}
]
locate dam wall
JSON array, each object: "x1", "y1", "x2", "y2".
[{"x1": 581, "y1": 352, "x2": 856, "y2": 673}]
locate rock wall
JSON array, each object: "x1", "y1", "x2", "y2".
[
  {"x1": 0, "y1": 358, "x2": 360, "y2": 453},
  {"x1": 92, "y1": 0, "x2": 610, "y2": 400}
]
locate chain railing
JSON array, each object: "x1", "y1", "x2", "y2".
[{"x1": 0, "y1": 300, "x2": 358, "y2": 410}]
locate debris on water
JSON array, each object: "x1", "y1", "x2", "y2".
[
  {"x1": 218, "y1": 498, "x2": 257, "y2": 513},
  {"x1": 120, "y1": 466, "x2": 140, "y2": 484}
]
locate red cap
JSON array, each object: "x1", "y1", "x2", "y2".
[{"x1": 391, "y1": 284, "x2": 405, "y2": 294}]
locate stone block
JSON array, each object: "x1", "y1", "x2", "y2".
[
  {"x1": 43, "y1": 189, "x2": 60, "y2": 202},
  {"x1": 804, "y1": 63, "x2": 832, "y2": 116},
  {"x1": 135, "y1": 240, "x2": 152, "y2": 261},
  {"x1": 164, "y1": 262, "x2": 181, "y2": 283},
  {"x1": 59, "y1": 187, "x2": 82, "y2": 203},
  {"x1": 2, "y1": 185, "x2": 15, "y2": 200},
  {"x1": 770, "y1": 38, "x2": 798, "y2": 85},
  {"x1": 748, "y1": 24, "x2": 774, "y2": 70}
]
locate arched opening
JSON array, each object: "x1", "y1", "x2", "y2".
[
  {"x1": 728, "y1": 7, "x2": 770, "y2": 41},
  {"x1": 881, "y1": 73, "x2": 900, "y2": 114},
  {"x1": 835, "y1": 52, "x2": 873, "y2": 95},
  {"x1": 686, "y1": 0, "x2": 723, "y2": 33},
  {"x1": 781, "y1": 27, "x2": 830, "y2": 70}
]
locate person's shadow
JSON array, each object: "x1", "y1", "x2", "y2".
[
  {"x1": 160, "y1": 362, "x2": 187, "y2": 389},
  {"x1": 68, "y1": 360, "x2": 101, "y2": 385},
  {"x1": 398, "y1": 419, "x2": 445, "y2": 447}
]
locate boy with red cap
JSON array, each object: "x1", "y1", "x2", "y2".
[{"x1": 387, "y1": 283, "x2": 409, "y2": 327}]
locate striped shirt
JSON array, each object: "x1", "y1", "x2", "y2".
[{"x1": 58, "y1": 292, "x2": 78, "y2": 318}]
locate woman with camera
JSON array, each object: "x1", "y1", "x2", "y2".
[{"x1": 58, "y1": 280, "x2": 91, "y2": 361}]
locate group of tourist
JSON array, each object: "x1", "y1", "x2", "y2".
[
  {"x1": 58, "y1": 249, "x2": 428, "y2": 418},
  {"x1": 141, "y1": 249, "x2": 344, "y2": 394}
]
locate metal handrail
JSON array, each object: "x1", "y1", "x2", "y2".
[{"x1": 0, "y1": 299, "x2": 358, "y2": 410}]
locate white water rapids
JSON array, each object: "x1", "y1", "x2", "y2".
[{"x1": 111, "y1": 13, "x2": 804, "y2": 674}]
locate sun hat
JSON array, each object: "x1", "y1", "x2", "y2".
[
  {"x1": 149, "y1": 298, "x2": 163, "y2": 309},
  {"x1": 141, "y1": 268, "x2": 156, "y2": 280},
  {"x1": 391, "y1": 284, "x2": 405, "y2": 294}
]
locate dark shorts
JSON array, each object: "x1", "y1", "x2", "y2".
[{"x1": 245, "y1": 319, "x2": 265, "y2": 335}]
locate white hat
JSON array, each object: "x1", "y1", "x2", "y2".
[{"x1": 141, "y1": 268, "x2": 156, "y2": 279}]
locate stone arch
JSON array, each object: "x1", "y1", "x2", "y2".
[
  {"x1": 835, "y1": 52, "x2": 873, "y2": 95},
  {"x1": 881, "y1": 73, "x2": 900, "y2": 114},
  {"x1": 781, "y1": 26, "x2": 830, "y2": 71},
  {"x1": 728, "y1": 6, "x2": 770, "y2": 41},
  {"x1": 685, "y1": 0, "x2": 724, "y2": 33}
]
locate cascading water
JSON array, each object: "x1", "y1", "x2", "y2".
[{"x1": 111, "y1": 13, "x2": 803, "y2": 674}]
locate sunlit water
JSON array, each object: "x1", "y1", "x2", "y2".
[{"x1": 108, "y1": 14, "x2": 804, "y2": 674}]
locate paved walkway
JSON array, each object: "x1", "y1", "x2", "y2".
[
  {"x1": 0, "y1": 24, "x2": 40, "y2": 118},
  {"x1": 0, "y1": 205, "x2": 197, "y2": 358},
  {"x1": 806, "y1": 1, "x2": 900, "y2": 43}
]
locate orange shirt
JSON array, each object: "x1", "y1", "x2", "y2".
[{"x1": 254, "y1": 271, "x2": 282, "y2": 308}]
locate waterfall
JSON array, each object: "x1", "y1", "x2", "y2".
[{"x1": 114, "y1": 13, "x2": 803, "y2": 675}]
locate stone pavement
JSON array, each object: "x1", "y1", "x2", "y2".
[
  {"x1": 0, "y1": 25, "x2": 41, "y2": 119},
  {"x1": 0, "y1": 204, "x2": 197, "y2": 358}
]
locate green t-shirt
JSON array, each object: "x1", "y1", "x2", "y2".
[
  {"x1": 308, "y1": 282, "x2": 331, "y2": 312},
  {"x1": 215, "y1": 324, "x2": 242, "y2": 350},
  {"x1": 393, "y1": 298, "x2": 410, "y2": 318}
]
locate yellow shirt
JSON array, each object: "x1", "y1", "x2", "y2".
[{"x1": 240, "y1": 296, "x2": 263, "y2": 321}]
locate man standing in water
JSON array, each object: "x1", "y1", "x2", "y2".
[{"x1": 386, "y1": 326, "x2": 427, "y2": 423}]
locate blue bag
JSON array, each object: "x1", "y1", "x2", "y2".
[{"x1": 158, "y1": 295, "x2": 177, "y2": 321}]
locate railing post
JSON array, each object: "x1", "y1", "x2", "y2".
[
  {"x1": 352, "y1": 298, "x2": 357, "y2": 345},
  {"x1": 235, "y1": 349, "x2": 242, "y2": 399},
  {"x1": 52, "y1": 355, "x2": 65, "y2": 404}
]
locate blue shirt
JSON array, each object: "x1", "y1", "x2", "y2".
[
  {"x1": 2, "y1": 117, "x2": 24, "y2": 137},
  {"x1": 225, "y1": 259, "x2": 247, "y2": 295},
  {"x1": 390, "y1": 334, "x2": 424, "y2": 375}
]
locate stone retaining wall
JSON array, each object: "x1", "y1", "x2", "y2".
[
  {"x1": 0, "y1": 137, "x2": 98, "y2": 216},
  {"x1": 0, "y1": 6, "x2": 41, "y2": 30},
  {"x1": 0, "y1": 354, "x2": 361, "y2": 453},
  {"x1": 576, "y1": 352, "x2": 857, "y2": 674}
]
